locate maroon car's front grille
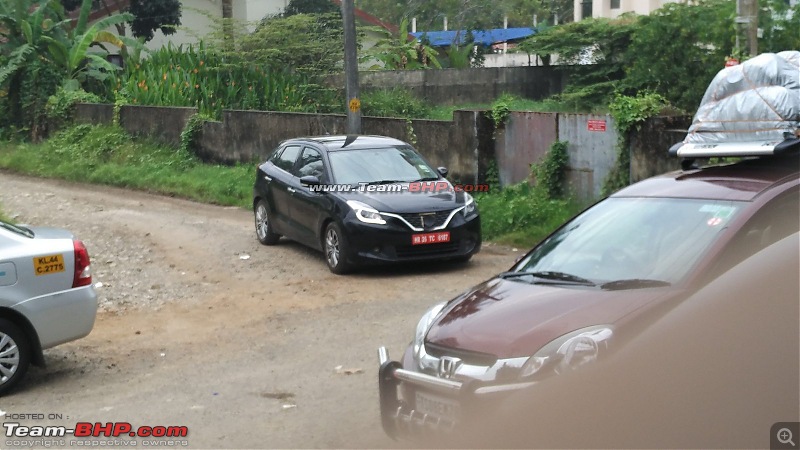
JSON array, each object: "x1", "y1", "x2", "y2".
[{"x1": 425, "y1": 342, "x2": 497, "y2": 367}]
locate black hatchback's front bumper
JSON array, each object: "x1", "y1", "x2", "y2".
[{"x1": 342, "y1": 213, "x2": 481, "y2": 265}]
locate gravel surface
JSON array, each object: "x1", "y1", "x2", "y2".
[{"x1": 0, "y1": 171, "x2": 519, "y2": 448}]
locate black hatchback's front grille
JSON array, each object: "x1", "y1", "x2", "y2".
[
  {"x1": 395, "y1": 241, "x2": 460, "y2": 258},
  {"x1": 398, "y1": 210, "x2": 454, "y2": 230}
]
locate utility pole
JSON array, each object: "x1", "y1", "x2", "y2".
[
  {"x1": 735, "y1": 0, "x2": 758, "y2": 56},
  {"x1": 341, "y1": 0, "x2": 362, "y2": 134}
]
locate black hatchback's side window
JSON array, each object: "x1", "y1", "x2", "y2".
[
  {"x1": 273, "y1": 145, "x2": 301, "y2": 172},
  {"x1": 295, "y1": 148, "x2": 325, "y2": 179}
]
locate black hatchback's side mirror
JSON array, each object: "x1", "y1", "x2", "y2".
[
  {"x1": 437, "y1": 167, "x2": 449, "y2": 177},
  {"x1": 300, "y1": 175, "x2": 322, "y2": 186}
]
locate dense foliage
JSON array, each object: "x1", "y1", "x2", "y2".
[
  {"x1": 117, "y1": 44, "x2": 333, "y2": 117},
  {"x1": 365, "y1": 18, "x2": 442, "y2": 69},
  {"x1": 283, "y1": 0, "x2": 340, "y2": 16},
  {"x1": 0, "y1": 0, "x2": 131, "y2": 139}
]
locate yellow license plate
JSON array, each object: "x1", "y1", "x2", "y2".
[{"x1": 33, "y1": 254, "x2": 65, "y2": 276}]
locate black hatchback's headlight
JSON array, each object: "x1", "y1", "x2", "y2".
[
  {"x1": 346, "y1": 200, "x2": 386, "y2": 225},
  {"x1": 463, "y1": 193, "x2": 476, "y2": 216}
]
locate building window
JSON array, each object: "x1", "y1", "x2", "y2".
[
  {"x1": 581, "y1": 0, "x2": 593, "y2": 19},
  {"x1": 610, "y1": 0, "x2": 620, "y2": 8}
]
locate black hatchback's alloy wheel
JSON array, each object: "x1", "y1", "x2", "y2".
[
  {"x1": 255, "y1": 199, "x2": 280, "y2": 245},
  {"x1": 324, "y1": 222, "x2": 353, "y2": 274}
]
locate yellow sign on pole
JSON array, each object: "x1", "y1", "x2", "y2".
[{"x1": 349, "y1": 98, "x2": 361, "y2": 113}]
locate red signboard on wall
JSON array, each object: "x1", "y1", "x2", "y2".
[{"x1": 587, "y1": 119, "x2": 607, "y2": 132}]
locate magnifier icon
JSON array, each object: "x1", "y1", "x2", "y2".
[{"x1": 778, "y1": 428, "x2": 796, "y2": 446}]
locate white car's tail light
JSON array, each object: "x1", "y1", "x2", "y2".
[{"x1": 72, "y1": 240, "x2": 92, "y2": 288}]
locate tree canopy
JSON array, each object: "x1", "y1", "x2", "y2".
[
  {"x1": 60, "y1": 0, "x2": 181, "y2": 41},
  {"x1": 517, "y1": 0, "x2": 800, "y2": 112},
  {"x1": 283, "y1": 0, "x2": 340, "y2": 16}
]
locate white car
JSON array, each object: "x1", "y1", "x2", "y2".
[{"x1": 0, "y1": 220, "x2": 97, "y2": 395}]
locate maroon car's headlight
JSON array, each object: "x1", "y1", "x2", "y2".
[
  {"x1": 413, "y1": 302, "x2": 447, "y2": 360},
  {"x1": 520, "y1": 326, "x2": 613, "y2": 378}
]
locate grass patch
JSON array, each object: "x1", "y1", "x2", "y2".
[
  {"x1": 0, "y1": 125, "x2": 254, "y2": 208},
  {"x1": 475, "y1": 183, "x2": 586, "y2": 248}
]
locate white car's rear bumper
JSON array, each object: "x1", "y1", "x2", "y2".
[{"x1": 12, "y1": 285, "x2": 97, "y2": 349}]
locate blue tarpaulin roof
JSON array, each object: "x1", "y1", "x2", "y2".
[{"x1": 410, "y1": 28, "x2": 536, "y2": 47}]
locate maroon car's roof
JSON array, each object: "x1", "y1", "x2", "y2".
[{"x1": 615, "y1": 155, "x2": 799, "y2": 201}]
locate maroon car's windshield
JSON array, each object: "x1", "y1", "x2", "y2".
[{"x1": 513, "y1": 197, "x2": 744, "y2": 286}]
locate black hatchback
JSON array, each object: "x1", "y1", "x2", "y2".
[{"x1": 252, "y1": 135, "x2": 481, "y2": 274}]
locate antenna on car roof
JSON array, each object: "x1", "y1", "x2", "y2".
[{"x1": 342, "y1": 135, "x2": 358, "y2": 148}]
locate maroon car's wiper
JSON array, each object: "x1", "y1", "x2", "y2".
[
  {"x1": 601, "y1": 279, "x2": 671, "y2": 290},
  {"x1": 499, "y1": 271, "x2": 596, "y2": 286}
]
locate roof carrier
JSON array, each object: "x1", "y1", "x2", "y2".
[{"x1": 670, "y1": 51, "x2": 800, "y2": 162}]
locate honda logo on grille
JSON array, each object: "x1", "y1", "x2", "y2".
[{"x1": 437, "y1": 356, "x2": 462, "y2": 379}]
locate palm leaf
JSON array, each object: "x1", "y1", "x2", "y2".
[{"x1": 0, "y1": 43, "x2": 33, "y2": 86}]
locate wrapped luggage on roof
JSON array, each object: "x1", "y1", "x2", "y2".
[{"x1": 671, "y1": 51, "x2": 800, "y2": 158}]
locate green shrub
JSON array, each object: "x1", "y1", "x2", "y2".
[
  {"x1": 475, "y1": 182, "x2": 582, "y2": 246},
  {"x1": 603, "y1": 91, "x2": 670, "y2": 195},
  {"x1": 45, "y1": 88, "x2": 103, "y2": 129},
  {"x1": 532, "y1": 140, "x2": 569, "y2": 199}
]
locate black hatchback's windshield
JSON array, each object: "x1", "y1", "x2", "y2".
[
  {"x1": 513, "y1": 198, "x2": 743, "y2": 285},
  {"x1": 328, "y1": 146, "x2": 439, "y2": 185}
]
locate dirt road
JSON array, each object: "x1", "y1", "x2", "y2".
[{"x1": 0, "y1": 171, "x2": 518, "y2": 448}]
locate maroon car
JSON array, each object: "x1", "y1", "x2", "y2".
[{"x1": 377, "y1": 149, "x2": 799, "y2": 440}]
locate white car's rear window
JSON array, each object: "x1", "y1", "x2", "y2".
[{"x1": 0, "y1": 221, "x2": 34, "y2": 238}]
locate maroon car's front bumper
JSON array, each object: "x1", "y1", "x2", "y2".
[{"x1": 377, "y1": 347, "x2": 536, "y2": 440}]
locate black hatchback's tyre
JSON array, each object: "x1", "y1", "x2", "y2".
[
  {"x1": 255, "y1": 199, "x2": 280, "y2": 245},
  {"x1": 323, "y1": 222, "x2": 354, "y2": 275},
  {"x1": 0, "y1": 319, "x2": 31, "y2": 396}
]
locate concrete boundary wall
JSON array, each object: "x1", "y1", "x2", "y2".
[{"x1": 74, "y1": 103, "x2": 688, "y2": 200}]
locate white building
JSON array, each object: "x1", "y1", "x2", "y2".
[
  {"x1": 146, "y1": 0, "x2": 288, "y2": 50},
  {"x1": 573, "y1": 0, "x2": 680, "y2": 21}
]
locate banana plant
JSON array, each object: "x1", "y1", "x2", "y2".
[
  {"x1": 43, "y1": 0, "x2": 133, "y2": 90},
  {"x1": 0, "y1": 0, "x2": 67, "y2": 86},
  {"x1": 364, "y1": 18, "x2": 442, "y2": 70}
]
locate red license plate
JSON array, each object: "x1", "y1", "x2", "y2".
[{"x1": 411, "y1": 231, "x2": 451, "y2": 245}]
